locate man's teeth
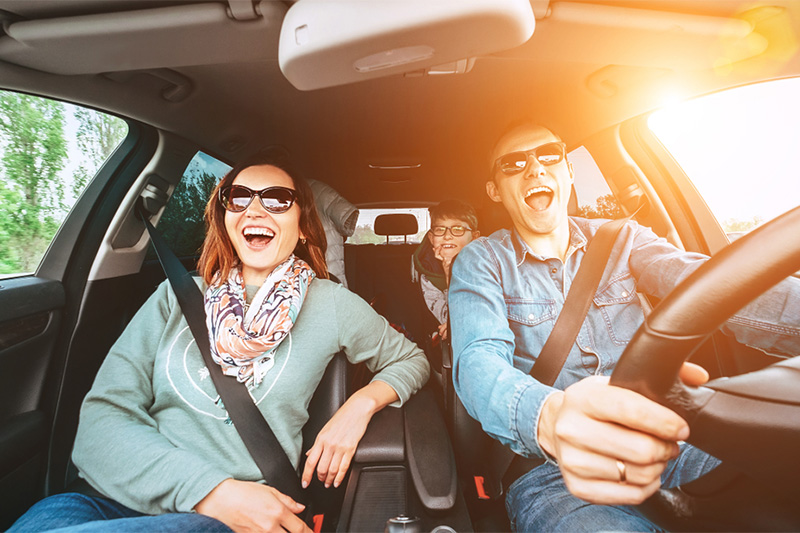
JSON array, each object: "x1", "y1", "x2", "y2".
[
  {"x1": 243, "y1": 227, "x2": 275, "y2": 237},
  {"x1": 525, "y1": 186, "x2": 552, "y2": 198}
]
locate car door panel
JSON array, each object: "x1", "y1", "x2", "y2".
[
  {"x1": 0, "y1": 278, "x2": 64, "y2": 528},
  {"x1": 0, "y1": 123, "x2": 158, "y2": 527}
]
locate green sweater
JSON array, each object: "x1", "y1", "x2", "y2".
[{"x1": 72, "y1": 278, "x2": 429, "y2": 515}]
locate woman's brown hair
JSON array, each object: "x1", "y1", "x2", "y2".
[{"x1": 197, "y1": 155, "x2": 328, "y2": 284}]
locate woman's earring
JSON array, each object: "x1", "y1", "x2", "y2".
[{"x1": 301, "y1": 237, "x2": 307, "y2": 245}]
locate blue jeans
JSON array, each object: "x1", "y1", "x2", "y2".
[
  {"x1": 505, "y1": 444, "x2": 721, "y2": 532},
  {"x1": 8, "y1": 493, "x2": 232, "y2": 532}
]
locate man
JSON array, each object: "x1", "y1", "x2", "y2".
[{"x1": 448, "y1": 123, "x2": 800, "y2": 531}]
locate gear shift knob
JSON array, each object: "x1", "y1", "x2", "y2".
[{"x1": 385, "y1": 514, "x2": 421, "y2": 533}]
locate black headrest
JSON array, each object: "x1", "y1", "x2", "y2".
[{"x1": 374, "y1": 213, "x2": 418, "y2": 236}]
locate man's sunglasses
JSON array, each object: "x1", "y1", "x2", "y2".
[
  {"x1": 494, "y1": 141, "x2": 567, "y2": 175},
  {"x1": 219, "y1": 185, "x2": 297, "y2": 213},
  {"x1": 430, "y1": 225, "x2": 472, "y2": 237}
]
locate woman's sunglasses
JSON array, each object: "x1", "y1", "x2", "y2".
[
  {"x1": 219, "y1": 185, "x2": 297, "y2": 214},
  {"x1": 494, "y1": 141, "x2": 566, "y2": 175}
]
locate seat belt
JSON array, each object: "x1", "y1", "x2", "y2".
[
  {"x1": 484, "y1": 213, "x2": 636, "y2": 498},
  {"x1": 140, "y1": 210, "x2": 306, "y2": 505},
  {"x1": 528, "y1": 216, "x2": 632, "y2": 385}
]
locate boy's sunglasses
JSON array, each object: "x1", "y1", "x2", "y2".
[
  {"x1": 219, "y1": 185, "x2": 297, "y2": 213},
  {"x1": 430, "y1": 225, "x2": 472, "y2": 237},
  {"x1": 494, "y1": 141, "x2": 566, "y2": 175}
]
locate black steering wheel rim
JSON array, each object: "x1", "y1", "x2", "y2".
[{"x1": 609, "y1": 206, "x2": 800, "y2": 513}]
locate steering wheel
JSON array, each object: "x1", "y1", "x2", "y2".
[{"x1": 609, "y1": 206, "x2": 800, "y2": 529}]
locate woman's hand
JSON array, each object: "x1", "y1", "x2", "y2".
[
  {"x1": 437, "y1": 322, "x2": 449, "y2": 340},
  {"x1": 194, "y1": 479, "x2": 310, "y2": 533},
  {"x1": 537, "y1": 362, "x2": 708, "y2": 506},
  {"x1": 302, "y1": 381, "x2": 398, "y2": 489}
]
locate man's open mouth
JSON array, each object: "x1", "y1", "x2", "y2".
[
  {"x1": 524, "y1": 186, "x2": 554, "y2": 211},
  {"x1": 243, "y1": 226, "x2": 275, "y2": 247}
]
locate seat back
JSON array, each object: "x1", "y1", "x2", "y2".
[
  {"x1": 302, "y1": 352, "x2": 348, "y2": 452},
  {"x1": 345, "y1": 214, "x2": 429, "y2": 345},
  {"x1": 301, "y1": 352, "x2": 349, "y2": 527}
]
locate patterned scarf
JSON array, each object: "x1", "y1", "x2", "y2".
[{"x1": 204, "y1": 255, "x2": 315, "y2": 388}]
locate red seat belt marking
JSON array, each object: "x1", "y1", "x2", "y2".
[
  {"x1": 312, "y1": 513, "x2": 324, "y2": 533},
  {"x1": 474, "y1": 475, "x2": 490, "y2": 500}
]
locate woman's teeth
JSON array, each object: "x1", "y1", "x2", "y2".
[{"x1": 243, "y1": 227, "x2": 274, "y2": 245}]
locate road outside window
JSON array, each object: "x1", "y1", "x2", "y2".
[
  {"x1": 0, "y1": 90, "x2": 127, "y2": 277},
  {"x1": 649, "y1": 77, "x2": 800, "y2": 240}
]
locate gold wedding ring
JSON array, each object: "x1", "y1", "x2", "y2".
[{"x1": 616, "y1": 460, "x2": 627, "y2": 483}]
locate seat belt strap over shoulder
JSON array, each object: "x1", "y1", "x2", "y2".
[
  {"x1": 139, "y1": 208, "x2": 306, "y2": 504},
  {"x1": 530, "y1": 215, "x2": 632, "y2": 385},
  {"x1": 489, "y1": 210, "x2": 640, "y2": 497}
]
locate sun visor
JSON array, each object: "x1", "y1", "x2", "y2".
[
  {"x1": 0, "y1": 2, "x2": 286, "y2": 75},
  {"x1": 278, "y1": 0, "x2": 536, "y2": 91}
]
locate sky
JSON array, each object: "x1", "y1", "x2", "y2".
[{"x1": 648, "y1": 77, "x2": 800, "y2": 226}]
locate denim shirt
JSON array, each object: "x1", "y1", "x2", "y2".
[{"x1": 449, "y1": 216, "x2": 800, "y2": 458}]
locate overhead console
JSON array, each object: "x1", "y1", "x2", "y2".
[{"x1": 278, "y1": 0, "x2": 536, "y2": 90}]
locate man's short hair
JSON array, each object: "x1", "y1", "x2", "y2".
[
  {"x1": 488, "y1": 120, "x2": 563, "y2": 178},
  {"x1": 430, "y1": 199, "x2": 479, "y2": 231}
]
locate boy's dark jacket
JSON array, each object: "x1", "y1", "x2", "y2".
[{"x1": 412, "y1": 236, "x2": 447, "y2": 291}]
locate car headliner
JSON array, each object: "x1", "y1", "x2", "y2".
[{"x1": 0, "y1": 0, "x2": 798, "y2": 205}]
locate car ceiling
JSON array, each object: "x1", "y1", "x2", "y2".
[{"x1": 0, "y1": 0, "x2": 798, "y2": 206}]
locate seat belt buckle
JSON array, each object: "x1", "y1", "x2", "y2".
[
  {"x1": 312, "y1": 513, "x2": 324, "y2": 533},
  {"x1": 474, "y1": 476, "x2": 491, "y2": 500}
]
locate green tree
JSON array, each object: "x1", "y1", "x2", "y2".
[
  {"x1": 0, "y1": 92, "x2": 67, "y2": 273},
  {"x1": 349, "y1": 224, "x2": 384, "y2": 245},
  {"x1": 159, "y1": 170, "x2": 220, "y2": 257},
  {"x1": 71, "y1": 108, "x2": 127, "y2": 196},
  {"x1": 0, "y1": 181, "x2": 23, "y2": 273},
  {"x1": 576, "y1": 193, "x2": 623, "y2": 219}
]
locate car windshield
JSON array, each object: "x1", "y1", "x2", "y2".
[{"x1": 649, "y1": 77, "x2": 800, "y2": 238}]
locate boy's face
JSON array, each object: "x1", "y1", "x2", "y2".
[{"x1": 428, "y1": 216, "x2": 479, "y2": 261}]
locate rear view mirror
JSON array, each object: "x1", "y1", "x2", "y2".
[{"x1": 278, "y1": 0, "x2": 535, "y2": 90}]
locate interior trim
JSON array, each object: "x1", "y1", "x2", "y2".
[{"x1": 0, "y1": 312, "x2": 49, "y2": 351}]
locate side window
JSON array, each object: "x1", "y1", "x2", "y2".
[
  {"x1": 347, "y1": 208, "x2": 431, "y2": 244},
  {"x1": 156, "y1": 151, "x2": 232, "y2": 257},
  {"x1": 0, "y1": 90, "x2": 127, "y2": 277},
  {"x1": 648, "y1": 78, "x2": 800, "y2": 239},
  {"x1": 569, "y1": 146, "x2": 622, "y2": 219}
]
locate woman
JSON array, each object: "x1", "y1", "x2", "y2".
[{"x1": 10, "y1": 157, "x2": 429, "y2": 533}]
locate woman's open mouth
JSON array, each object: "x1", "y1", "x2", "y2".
[{"x1": 243, "y1": 226, "x2": 275, "y2": 248}]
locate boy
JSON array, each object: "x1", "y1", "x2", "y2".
[{"x1": 412, "y1": 199, "x2": 479, "y2": 340}]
